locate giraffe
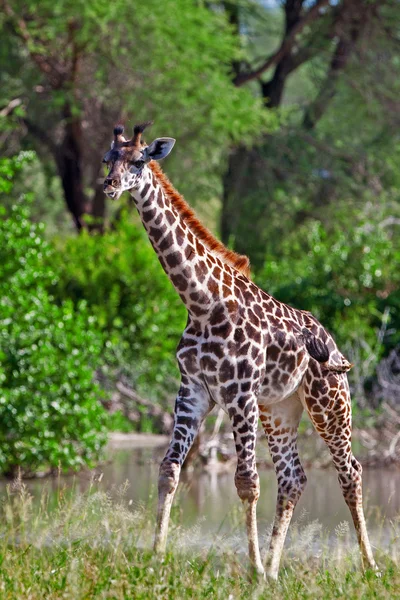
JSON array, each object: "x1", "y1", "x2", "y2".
[{"x1": 102, "y1": 122, "x2": 378, "y2": 580}]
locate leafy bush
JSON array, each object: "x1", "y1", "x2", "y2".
[
  {"x1": 0, "y1": 152, "x2": 35, "y2": 194},
  {"x1": 51, "y1": 210, "x2": 187, "y2": 402},
  {"x1": 256, "y1": 198, "x2": 400, "y2": 372},
  {"x1": 0, "y1": 201, "x2": 107, "y2": 476}
]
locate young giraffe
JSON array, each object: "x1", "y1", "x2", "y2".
[{"x1": 102, "y1": 122, "x2": 378, "y2": 579}]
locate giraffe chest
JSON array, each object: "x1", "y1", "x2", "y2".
[
  {"x1": 177, "y1": 317, "x2": 257, "y2": 387},
  {"x1": 176, "y1": 313, "x2": 267, "y2": 407}
]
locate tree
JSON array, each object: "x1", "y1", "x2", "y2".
[
  {"x1": 0, "y1": 157, "x2": 107, "y2": 476},
  {"x1": 0, "y1": 0, "x2": 269, "y2": 231},
  {"x1": 218, "y1": 0, "x2": 399, "y2": 267}
]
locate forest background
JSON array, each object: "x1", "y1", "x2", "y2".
[{"x1": 1, "y1": 0, "x2": 400, "y2": 475}]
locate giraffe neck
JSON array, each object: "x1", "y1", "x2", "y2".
[{"x1": 130, "y1": 166, "x2": 232, "y2": 318}]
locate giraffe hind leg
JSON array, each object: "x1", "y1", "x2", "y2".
[
  {"x1": 299, "y1": 368, "x2": 378, "y2": 571},
  {"x1": 259, "y1": 395, "x2": 306, "y2": 580},
  {"x1": 154, "y1": 383, "x2": 213, "y2": 554}
]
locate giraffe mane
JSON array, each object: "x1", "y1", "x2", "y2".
[{"x1": 149, "y1": 161, "x2": 251, "y2": 279}]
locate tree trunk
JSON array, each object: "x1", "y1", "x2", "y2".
[
  {"x1": 90, "y1": 185, "x2": 106, "y2": 233},
  {"x1": 220, "y1": 146, "x2": 252, "y2": 246},
  {"x1": 261, "y1": 59, "x2": 292, "y2": 109},
  {"x1": 55, "y1": 111, "x2": 87, "y2": 230},
  {"x1": 221, "y1": 144, "x2": 281, "y2": 269},
  {"x1": 220, "y1": 2, "x2": 306, "y2": 261},
  {"x1": 56, "y1": 109, "x2": 106, "y2": 232}
]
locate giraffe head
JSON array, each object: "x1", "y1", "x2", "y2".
[{"x1": 103, "y1": 122, "x2": 175, "y2": 199}]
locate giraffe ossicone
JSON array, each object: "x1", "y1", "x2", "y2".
[{"x1": 102, "y1": 122, "x2": 377, "y2": 579}]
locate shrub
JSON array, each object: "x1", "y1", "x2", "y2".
[
  {"x1": 256, "y1": 199, "x2": 400, "y2": 373},
  {"x1": 51, "y1": 210, "x2": 187, "y2": 403},
  {"x1": 0, "y1": 202, "x2": 107, "y2": 476}
]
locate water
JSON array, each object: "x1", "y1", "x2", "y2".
[
  {"x1": 2, "y1": 436, "x2": 399, "y2": 555},
  {"x1": 97, "y1": 439, "x2": 400, "y2": 560},
  {"x1": 90, "y1": 437, "x2": 400, "y2": 551}
]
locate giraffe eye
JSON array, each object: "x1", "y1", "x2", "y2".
[{"x1": 133, "y1": 160, "x2": 144, "y2": 168}]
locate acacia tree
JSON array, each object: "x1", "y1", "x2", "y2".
[
  {"x1": 0, "y1": 0, "x2": 268, "y2": 230},
  {"x1": 0, "y1": 1, "x2": 110, "y2": 229},
  {"x1": 219, "y1": 0, "x2": 399, "y2": 266}
]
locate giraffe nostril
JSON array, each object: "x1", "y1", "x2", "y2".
[{"x1": 112, "y1": 179, "x2": 119, "y2": 187}]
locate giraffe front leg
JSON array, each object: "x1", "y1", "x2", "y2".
[
  {"x1": 239, "y1": 482, "x2": 264, "y2": 578},
  {"x1": 154, "y1": 461, "x2": 180, "y2": 555},
  {"x1": 154, "y1": 383, "x2": 212, "y2": 554},
  {"x1": 231, "y1": 398, "x2": 264, "y2": 578},
  {"x1": 259, "y1": 396, "x2": 306, "y2": 580}
]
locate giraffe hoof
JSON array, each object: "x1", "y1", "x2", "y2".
[
  {"x1": 248, "y1": 566, "x2": 265, "y2": 584},
  {"x1": 265, "y1": 570, "x2": 278, "y2": 582},
  {"x1": 153, "y1": 537, "x2": 167, "y2": 555},
  {"x1": 363, "y1": 560, "x2": 380, "y2": 577}
]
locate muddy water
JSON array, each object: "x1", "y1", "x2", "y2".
[
  {"x1": 100, "y1": 441, "x2": 400, "y2": 558},
  {"x1": 103, "y1": 443, "x2": 400, "y2": 525},
  {"x1": 2, "y1": 437, "x2": 399, "y2": 554}
]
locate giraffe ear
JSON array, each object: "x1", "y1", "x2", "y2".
[{"x1": 143, "y1": 137, "x2": 175, "y2": 162}]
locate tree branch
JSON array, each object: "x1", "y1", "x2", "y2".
[
  {"x1": 0, "y1": 98, "x2": 22, "y2": 118},
  {"x1": 1, "y1": 0, "x2": 65, "y2": 88},
  {"x1": 233, "y1": 0, "x2": 331, "y2": 87},
  {"x1": 299, "y1": 131, "x2": 356, "y2": 164},
  {"x1": 303, "y1": 6, "x2": 368, "y2": 129}
]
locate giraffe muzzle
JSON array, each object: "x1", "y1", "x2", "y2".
[{"x1": 104, "y1": 178, "x2": 121, "y2": 199}]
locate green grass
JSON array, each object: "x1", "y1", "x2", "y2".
[{"x1": 0, "y1": 478, "x2": 399, "y2": 599}]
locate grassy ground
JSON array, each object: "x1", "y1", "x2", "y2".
[{"x1": 0, "y1": 478, "x2": 399, "y2": 599}]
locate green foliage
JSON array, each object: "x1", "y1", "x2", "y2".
[
  {"x1": 2, "y1": 0, "x2": 400, "y2": 439},
  {"x1": 219, "y1": 1, "x2": 400, "y2": 286},
  {"x1": 0, "y1": 193, "x2": 107, "y2": 475},
  {"x1": 51, "y1": 211, "x2": 187, "y2": 401},
  {"x1": 256, "y1": 197, "x2": 400, "y2": 368},
  {"x1": 0, "y1": 151, "x2": 35, "y2": 194},
  {"x1": 0, "y1": 0, "x2": 275, "y2": 228},
  {"x1": 107, "y1": 410, "x2": 135, "y2": 433}
]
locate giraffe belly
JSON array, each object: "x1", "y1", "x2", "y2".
[
  {"x1": 178, "y1": 318, "x2": 309, "y2": 410},
  {"x1": 258, "y1": 351, "x2": 309, "y2": 406},
  {"x1": 199, "y1": 351, "x2": 305, "y2": 410}
]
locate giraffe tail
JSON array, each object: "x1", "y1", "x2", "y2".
[{"x1": 300, "y1": 328, "x2": 353, "y2": 373}]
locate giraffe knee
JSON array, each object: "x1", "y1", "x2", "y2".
[
  {"x1": 275, "y1": 455, "x2": 307, "y2": 499},
  {"x1": 235, "y1": 470, "x2": 260, "y2": 503},
  {"x1": 158, "y1": 461, "x2": 181, "y2": 496},
  {"x1": 278, "y1": 471, "x2": 307, "y2": 504},
  {"x1": 338, "y1": 459, "x2": 362, "y2": 487},
  {"x1": 295, "y1": 471, "x2": 307, "y2": 498},
  {"x1": 351, "y1": 456, "x2": 362, "y2": 475},
  {"x1": 337, "y1": 461, "x2": 363, "y2": 506}
]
